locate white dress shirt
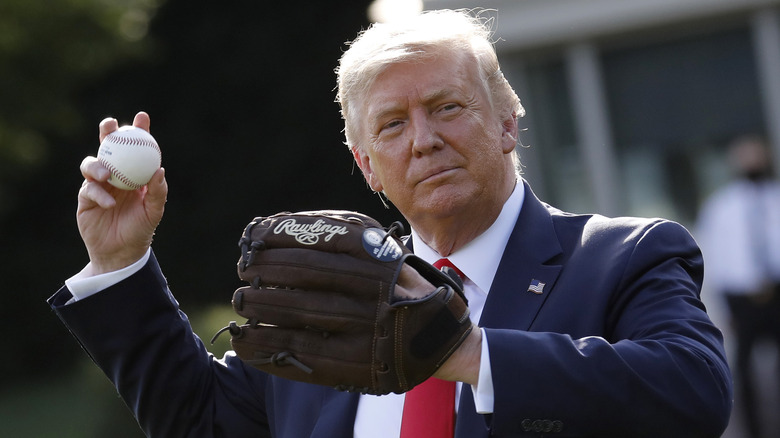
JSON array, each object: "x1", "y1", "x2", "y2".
[
  {"x1": 353, "y1": 183, "x2": 524, "y2": 437},
  {"x1": 65, "y1": 250, "x2": 152, "y2": 303},
  {"x1": 696, "y1": 179, "x2": 780, "y2": 295}
]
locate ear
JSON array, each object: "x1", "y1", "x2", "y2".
[
  {"x1": 500, "y1": 111, "x2": 519, "y2": 154},
  {"x1": 352, "y1": 147, "x2": 384, "y2": 192}
]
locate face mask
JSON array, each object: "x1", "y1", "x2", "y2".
[{"x1": 743, "y1": 168, "x2": 773, "y2": 182}]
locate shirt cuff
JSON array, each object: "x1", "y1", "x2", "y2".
[
  {"x1": 64, "y1": 249, "x2": 151, "y2": 303},
  {"x1": 471, "y1": 327, "x2": 495, "y2": 414}
]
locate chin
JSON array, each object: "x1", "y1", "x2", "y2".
[{"x1": 418, "y1": 192, "x2": 472, "y2": 218}]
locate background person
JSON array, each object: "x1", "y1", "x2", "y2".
[{"x1": 696, "y1": 135, "x2": 780, "y2": 438}]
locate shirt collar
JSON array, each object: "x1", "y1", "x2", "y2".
[{"x1": 410, "y1": 181, "x2": 525, "y2": 294}]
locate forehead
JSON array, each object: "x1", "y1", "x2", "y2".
[{"x1": 366, "y1": 49, "x2": 482, "y2": 107}]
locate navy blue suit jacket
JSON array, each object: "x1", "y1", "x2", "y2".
[{"x1": 49, "y1": 181, "x2": 732, "y2": 437}]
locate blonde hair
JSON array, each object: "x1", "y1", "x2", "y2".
[{"x1": 335, "y1": 9, "x2": 524, "y2": 152}]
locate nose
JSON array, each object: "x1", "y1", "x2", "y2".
[{"x1": 409, "y1": 111, "x2": 443, "y2": 157}]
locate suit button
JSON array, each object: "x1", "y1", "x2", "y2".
[{"x1": 521, "y1": 418, "x2": 564, "y2": 433}]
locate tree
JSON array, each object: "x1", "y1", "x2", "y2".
[{"x1": 0, "y1": 0, "x2": 162, "y2": 381}]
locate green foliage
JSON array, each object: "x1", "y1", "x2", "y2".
[
  {"x1": 0, "y1": 304, "x2": 233, "y2": 438},
  {"x1": 2, "y1": 1, "x2": 378, "y2": 434},
  {"x1": 0, "y1": 359, "x2": 145, "y2": 438},
  {"x1": 0, "y1": 0, "x2": 159, "y2": 215},
  {"x1": 191, "y1": 303, "x2": 237, "y2": 360}
]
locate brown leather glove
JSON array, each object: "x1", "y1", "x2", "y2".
[{"x1": 221, "y1": 210, "x2": 472, "y2": 395}]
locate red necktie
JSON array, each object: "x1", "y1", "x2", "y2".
[{"x1": 399, "y1": 258, "x2": 461, "y2": 438}]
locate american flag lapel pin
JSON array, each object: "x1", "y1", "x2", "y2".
[{"x1": 527, "y1": 279, "x2": 545, "y2": 294}]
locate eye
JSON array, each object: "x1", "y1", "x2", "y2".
[
  {"x1": 437, "y1": 102, "x2": 462, "y2": 115},
  {"x1": 379, "y1": 119, "x2": 404, "y2": 133}
]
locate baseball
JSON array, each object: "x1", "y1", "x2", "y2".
[{"x1": 97, "y1": 125, "x2": 162, "y2": 190}]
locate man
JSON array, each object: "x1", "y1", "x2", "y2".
[
  {"x1": 50, "y1": 9, "x2": 732, "y2": 437},
  {"x1": 696, "y1": 135, "x2": 780, "y2": 438}
]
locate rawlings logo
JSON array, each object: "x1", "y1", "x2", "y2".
[{"x1": 273, "y1": 218, "x2": 349, "y2": 245}]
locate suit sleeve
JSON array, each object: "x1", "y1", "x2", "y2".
[
  {"x1": 484, "y1": 220, "x2": 732, "y2": 437},
  {"x1": 48, "y1": 251, "x2": 271, "y2": 438}
]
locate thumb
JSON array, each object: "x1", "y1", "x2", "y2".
[{"x1": 144, "y1": 167, "x2": 168, "y2": 219}]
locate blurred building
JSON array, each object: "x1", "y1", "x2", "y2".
[{"x1": 420, "y1": 0, "x2": 780, "y2": 229}]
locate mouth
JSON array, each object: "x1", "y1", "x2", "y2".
[{"x1": 418, "y1": 166, "x2": 458, "y2": 185}]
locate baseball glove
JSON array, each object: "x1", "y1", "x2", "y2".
[{"x1": 218, "y1": 210, "x2": 472, "y2": 395}]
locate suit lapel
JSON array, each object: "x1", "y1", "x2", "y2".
[
  {"x1": 455, "y1": 183, "x2": 565, "y2": 438},
  {"x1": 479, "y1": 181, "x2": 563, "y2": 331}
]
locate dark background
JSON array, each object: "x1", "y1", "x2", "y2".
[{"x1": 0, "y1": 1, "x2": 397, "y2": 435}]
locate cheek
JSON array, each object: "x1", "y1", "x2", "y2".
[
  {"x1": 365, "y1": 151, "x2": 401, "y2": 193},
  {"x1": 372, "y1": 140, "x2": 410, "y2": 175},
  {"x1": 464, "y1": 130, "x2": 509, "y2": 175}
]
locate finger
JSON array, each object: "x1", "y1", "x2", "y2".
[
  {"x1": 80, "y1": 156, "x2": 110, "y2": 182},
  {"x1": 144, "y1": 167, "x2": 168, "y2": 213},
  {"x1": 99, "y1": 117, "x2": 118, "y2": 142},
  {"x1": 78, "y1": 179, "x2": 116, "y2": 210},
  {"x1": 133, "y1": 111, "x2": 151, "y2": 132},
  {"x1": 395, "y1": 264, "x2": 434, "y2": 299}
]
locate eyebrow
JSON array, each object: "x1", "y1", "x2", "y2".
[
  {"x1": 421, "y1": 88, "x2": 456, "y2": 105},
  {"x1": 370, "y1": 87, "x2": 459, "y2": 125}
]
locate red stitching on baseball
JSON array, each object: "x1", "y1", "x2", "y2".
[
  {"x1": 98, "y1": 157, "x2": 142, "y2": 189},
  {"x1": 105, "y1": 131, "x2": 162, "y2": 161}
]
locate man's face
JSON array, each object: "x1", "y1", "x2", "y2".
[{"x1": 353, "y1": 49, "x2": 518, "y2": 227}]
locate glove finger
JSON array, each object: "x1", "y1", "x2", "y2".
[
  {"x1": 231, "y1": 324, "x2": 389, "y2": 393},
  {"x1": 232, "y1": 286, "x2": 383, "y2": 333},
  {"x1": 232, "y1": 324, "x2": 373, "y2": 364},
  {"x1": 242, "y1": 248, "x2": 400, "y2": 294}
]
